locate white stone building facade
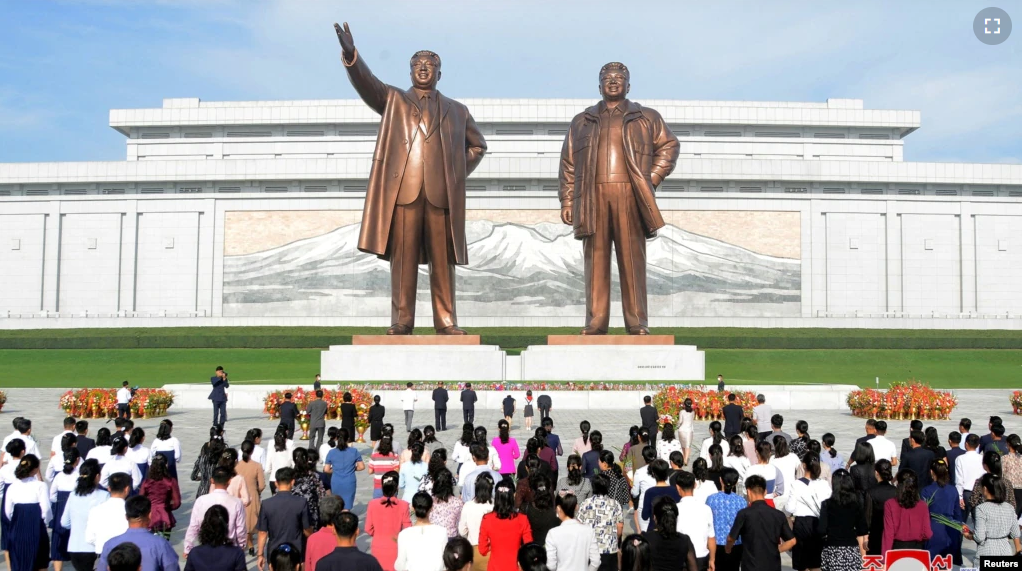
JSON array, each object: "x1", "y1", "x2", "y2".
[{"x1": 1, "y1": 97, "x2": 1021, "y2": 329}]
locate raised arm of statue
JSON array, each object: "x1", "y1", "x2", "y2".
[{"x1": 334, "y1": 21, "x2": 390, "y2": 115}]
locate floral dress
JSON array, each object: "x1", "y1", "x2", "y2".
[
  {"x1": 428, "y1": 496, "x2": 465, "y2": 537},
  {"x1": 292, "y1": 472, "x2": 327, "y2": 529}
]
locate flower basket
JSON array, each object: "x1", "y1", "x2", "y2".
[
  {"x1": 58, "y1": 388, "x2": 174, "y2": 418},
  {"x1": 0, "y1": 390, "x2": 7, "y2": 413},
  {"x1": 846, "y1": 380, "x2": 956, "y2": 420},
  {"x1": 1010, "y1": 391, "x2": 1022, "y2": 415},
  {"x1": 652, "y1": 387, "x2": 758, "y2": 422}
]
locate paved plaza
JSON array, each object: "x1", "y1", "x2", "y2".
[{"x1": 3, "y1": 388, "x2": 1015, "y2": 571}]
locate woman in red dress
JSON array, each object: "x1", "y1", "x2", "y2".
[
  {"x1": 365, "y1": 471, "x2": 411, "y2": 571},
  {"x1": 478, "y1": 479, "x2": 533, "y2": 571}
]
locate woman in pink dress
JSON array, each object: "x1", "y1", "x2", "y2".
[
  {"x1": 365, "y1": 471, "x2": 411, "y2": 571},
  {"x1": 491, "y1": 420, "x2": 520, "y2": 477}
]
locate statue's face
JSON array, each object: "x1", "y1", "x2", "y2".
[
  {"x1": 409, "y1": 55, "x2": 441, "y2": 90},
  {"x1": 599, "y1": 70, "x2": 629, "y2": 101}
]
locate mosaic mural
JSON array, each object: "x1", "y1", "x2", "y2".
[{"x1": 222, "y1": 210, "x2": 801, "y2": 318}]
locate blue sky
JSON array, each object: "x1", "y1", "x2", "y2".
[{"x1": 0, "y1": 0, "x2": 1018, "y2": 164}]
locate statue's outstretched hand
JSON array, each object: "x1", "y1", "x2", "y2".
[{"x1": 334, "y1": 22, "x2": 355, "y2": 54}]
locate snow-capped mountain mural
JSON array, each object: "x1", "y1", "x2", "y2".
[{"x1": 222, "y1": 219, "x2": 801, "y2": 318}]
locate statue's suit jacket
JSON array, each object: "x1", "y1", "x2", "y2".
[
  {"x1": 343, "y1": 49, "x2": 487, "y2": 265},
  {"x1": 558, "y1": 100, "x2": 679, "y2": 239}
]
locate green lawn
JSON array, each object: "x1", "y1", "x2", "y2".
[
  {"x1": 4, "y1": 326, "x2": 1022, "y2": 349},
  {"x1": 2, "y1": 348, "x2": 1019, "y2": 389}
]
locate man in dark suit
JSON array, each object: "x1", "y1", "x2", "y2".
[
  {"x1": 722, "y1": 393, "x2": 744, "y2": 438},
  {"x1": 900, "y1": 419, "x2": 924, "y2": 462},
  {"x1": 639, "y1": 396, "x2": 659, "y2": 448},
  {"x1": 334, "y1": 22, "x2": 487, "y2": 335},
  {"x1": 75, "y1": 420, "x2": 95, "y2": 459},
  {"x1": 461, "y1": 383, "x2": 477, "y2": 424},
  {"x1": 900, "y1": 430, "x2": 936, "y2": 488},
  {"x1": 278, "y1": 392, "x2": 299, "y2": 439},
  {"x1": 432, "y1": 382, "x2": 449, "y2": 431},
  {"x1": 946, "y1": 432, "x2": 966, "y2": 485},
  {"x1": 537, "y1": 394, "x2": 552, "y2": 420},
  {"x1": 208, "y1": 366, "x2": 229, "y2": 427}
]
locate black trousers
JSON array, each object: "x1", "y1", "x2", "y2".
[
  {"x1": 70, "y1": 552, "x2": 98, "y2": 571},
  {"x1": 464, "y1": 407, "x2": 475, "y2": 424},
  {"x1": 540, "y1": 407, "x2": 551, "y2": 420},
  {"x1": 715, "y1": 545, "x2": 742, "y2": 571},
  {"x1": 212, "y1": 400, "x2": 227, "y2": 426},
  {"x1": 435, "y1": 408, "x2": 447, "y2": 431},
  {"x1": 598, "y1": 553, "x2": 617, "y2": 571},
  {"x1": 117, "y1": 403, "x2": 131, "y2": 419}
]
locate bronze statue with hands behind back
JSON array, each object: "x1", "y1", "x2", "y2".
[{"x1": 333, "y1": 22, "x2": 487, "y2": 335}]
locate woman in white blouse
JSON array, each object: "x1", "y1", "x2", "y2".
[
  {"x1": 457, "y1": 471, "x2": 495, "y2": 566},
  {"x1": 699, "y1": 421, "x2": 724, "y2": 462},
  {"x1": 656, "y1": 423, "x2": 682, "y2": 463},
  {"x1": 783, "y1": 453, "x2": 831, "y2": 571},
  {"x1": 677, "y1": 399, "x2": 696, "y2": 465},
  {"x1": 45, "y1": 433, "x2": 79, "y2": 484},
  {"x1": 723, "y1": 436, "x2": 751, "y2": 491},
  {"x1": 4, "y1": 454, "x2": 51, "y2": 571},
  {"x1": 85, "y1": 428, "x2": 113, "y2": 468},
  {"x1": 149, "y1": 420, "x2": 182, "y2": 480},
  {"x1": 60, "y1": 460, "x2": 108, "y2": 571},
  {"x1": 264, "y1": 430, "x2": 294, "y2": 494},
  {"x1": 49, "y1": 448, "x2": 81, "y2": 571},
  {"x1": 99, "y1": 437, "x2": 142, "y2": 491},
  {"x1": 127, "y1": 428, "x2": 150, "y2": 481},
  {"x1": 395, "y1": 492, "x2": 447, "y2": 571}
]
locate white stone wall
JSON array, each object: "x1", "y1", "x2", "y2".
[{"x1": 2, "y1": 192, "x2": 1022, "y2": 328}]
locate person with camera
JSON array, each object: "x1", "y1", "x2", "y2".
[{"x1": 209, "y1": 367, "x2": 230, "y2": 427}]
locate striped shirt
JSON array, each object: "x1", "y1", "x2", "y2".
[{"x1": 368, "y1": 452, "x2": 400, "y2": 489}]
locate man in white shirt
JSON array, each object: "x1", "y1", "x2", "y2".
[
  {"x1": 629, "y1": 447, "x2": 657, "y2": 531},
  {"x1": 867, "y1": 420, "x2": 898, "y2": 466},
  {"x1": 955, "y1": 434, "x2": 984, "y2": 511},
  {"x1": 958, "y1": 418, "x2": 971, "y2": 450},
  {"x1": 50, "y1": 417, "x2": 77, "y2": 459},
  {"x1": 545, "y1": 494, "x2": 600, "y2": 571},
  {"x1": 752, "y1": 394, "x2": 772, "y2": 429},
  {"x1": 1, "y1": 417, "x2": 40, "y2": 466},
  {"x1": 674, "y1": 471, "x2": 715, "y2": 569},
  {"x1": 401, "y1": 383, "x2": 417, "y2": 432},
  {"x1": 116, "y1": 381, "x2": 133, "y2": 420},
  {"x1": 85, "y1": 472, "x2": 131, "y2": 554}
]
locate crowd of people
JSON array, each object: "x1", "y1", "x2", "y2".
[{"x1": 1, "y1": 390, "x2": 1021, "y2": 571}]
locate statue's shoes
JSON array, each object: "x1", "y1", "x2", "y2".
[
  {"x1": 386, "y1": 324, "x2": 414, "y2": 335},
  {"x1": 436, "y1": 326, "x2": 468, "y2": 336},
  {"x1": 579, "y1": 327, "x2": 607, "y2": 336},
  {"x1": 627, "y1": 326, "x2": 650, "y2": 335}
]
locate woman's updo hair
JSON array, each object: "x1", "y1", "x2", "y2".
[
  {"x1": 443, "y1": 537, "x2": 474, "y2": 571},
  {"x1": 14, "y1": 454, "x2": 40, "y2": 480},
  {"x1": 62, "y1": 447, "x2": 81, "y2": 475},
  {"x1": 517, "y1": 542, "x2": 551, "y2": 571},
  {"x1": 875, "y1": 458, "x2": 894, "y2": 483}
]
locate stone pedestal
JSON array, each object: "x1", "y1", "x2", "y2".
[
  {"x1": 520, "y1": 335, "x2": 705, "y2": 381},
  {"x1": 321, "y1": 336, "x2": 506, "y2": 381}
]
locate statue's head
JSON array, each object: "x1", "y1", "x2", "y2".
[
  {"x1": 598, "y1": 62, "x2": 630, "y2": 102},
  {"x1": 409, "y1": 50, "x2": 441, "y2": 90}
]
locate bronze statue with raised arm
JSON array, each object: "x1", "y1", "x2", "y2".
[
  {"x1": 334, "y1": 22, "x2": 487, "y2": 335},
  {"x1": 558, "y1": 63, "x2": 680, "y2": 335}
]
